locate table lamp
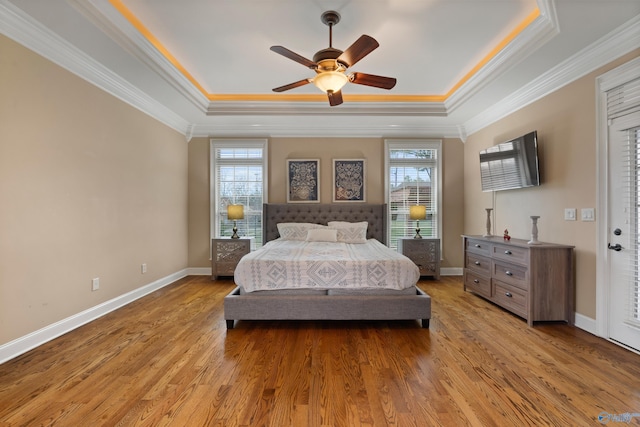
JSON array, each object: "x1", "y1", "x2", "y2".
[
  {"x1": 409, "y1": 205, "x2": 427, "y2": 239},
  {"x1": 227, "y1": 204, "x2": 244, "y2": 239}
]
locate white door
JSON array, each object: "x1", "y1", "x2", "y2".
[{"x1": 607, "y1": 112, "x2": 640, "y2": 352}]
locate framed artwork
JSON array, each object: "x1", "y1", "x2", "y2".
[
  {"x1": 287, "y1": 159, "x2": 320, "y2": 203},
  {"x1": 333, "y1": 159, "x2": 366, "y2": 202}
]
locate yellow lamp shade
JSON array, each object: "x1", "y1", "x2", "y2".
[
  {"x1": 410, "y1": 205, "x2": 426, "y2": 220},
  {"x1": 227, "y1": 204, "x2": 244, "y2": 220}
]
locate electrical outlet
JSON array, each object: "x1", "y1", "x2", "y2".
[
  {"x1": 564, "y1": 208, "x2": 576, "y2": 221},
  {"x1": 92, "y1": 277, "x2": 100, "y2": 291},
  {"x1": 141, "y1": 263, "x2": 147, "y2": 274}
]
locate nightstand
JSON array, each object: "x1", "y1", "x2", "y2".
[
  {"x1": 211, "y1": 237, "x2": 253, "y2": 280},
  {"x1": 397, "y1": 238, "x2": 440, "y2": 279}
]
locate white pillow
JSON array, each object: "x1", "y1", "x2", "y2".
[
  {"x1": 327, "y1": 221, "x2": 368, "y2": 244},
  {"x1": 277, "y1": 222, "x2": 325, "y2": 241},
  {"x1": 306, "y1": 228, "x2": 338, "y2": 242}
]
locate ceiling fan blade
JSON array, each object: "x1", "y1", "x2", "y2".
[
  {"x1": 327, "y1": 90, "x2": 343, "y2": 106},
  {"x1": 349, "y1": 72, "x2": 397, "y2": 90},
  {"x1": 270, "y1": 46, "x2": 317, "y2": 69},
  {"x1": 336, "y1": 35, "x2": 379, "y2": 68},
  {"x1": 272, "y1": 79, "x2": 312, "y2": 92}
]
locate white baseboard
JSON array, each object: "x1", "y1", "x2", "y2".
[
  {"x1": 441, "y1": 267, "x2": 463, "y2": 276},
  {"x1": 0, "y1": 269, "x2": 188, "y2": 365},
  {"x1": 574, "y1": 312, "x2": 597, "y2": 335},
  {"x1": 187, "y1": 267, "x2": 212, "y2": 276}
]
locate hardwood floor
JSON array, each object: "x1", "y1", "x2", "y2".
[{"x1": 0, "y1": 276, "x2": 638, "y2": 426}]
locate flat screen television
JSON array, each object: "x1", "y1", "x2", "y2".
[{"x1": 479, "y1": 131, "x2": 540, "y2": 192}]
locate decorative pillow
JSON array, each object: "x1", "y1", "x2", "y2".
[
  {"x1": 327, "y1": 221, "x2": 368, "y2": 244},
  {"x1": 277, "y1": 222, "x2": 325, "y2": 241},
  {"x1": 306, "y1": 228, "x2": 338, "y2": 242}
]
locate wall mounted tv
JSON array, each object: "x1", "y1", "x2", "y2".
[{"x1": 479, "y1": 130, "x2": 540, "y2": 192}]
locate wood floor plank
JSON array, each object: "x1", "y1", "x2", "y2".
[{"x1": 0, "y1": 275, "x2": 639, "y2": 426}]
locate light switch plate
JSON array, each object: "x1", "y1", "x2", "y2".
[
  {"x1": 581, "y1": 208, "x2": 595, "y2": 221},
  {"x1": 564, "y1": 208, "x2": 576, "y2": 221}
]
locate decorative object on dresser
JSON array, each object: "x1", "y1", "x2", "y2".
[
  {"x1": 227, "y1": 204, "x2": 244, "y2": 239},
  {"x1": 397, "y1": 237, "x2": 440, "y2": 279},
  {"x1": 409, "y1": 205, "x2": 427, "y2": 239},
  {"x1": 462, "y1": 235, "x2": 574, "y2": 326},
  {"x1": 528, "y1": 215, "x2": 541, "y2": 245},
  {"x1": 211, "y1": 237, "x2": 253, "y2": 280},
  {"x1": 484, "y1": 208, "x2": 493, "y2": 237}
]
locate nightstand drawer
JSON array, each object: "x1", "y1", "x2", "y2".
[{"x1": 212, "y1": 238, "x2": 253, "y2": 280}]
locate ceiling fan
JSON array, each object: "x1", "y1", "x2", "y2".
[{"x1": 270, "y1": 10, "x2": 397, "y2": 106}]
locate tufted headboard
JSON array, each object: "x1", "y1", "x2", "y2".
[{"x1": 263, "y1": 203, "x2": 387, "y2": 245}]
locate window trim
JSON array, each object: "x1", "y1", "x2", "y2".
[
  {"x1": 384, "y1": 139, "x2": 443, "y2": 248},
  {"x1": 209, "y1": 139, "x2": 268, "y2": 247}
]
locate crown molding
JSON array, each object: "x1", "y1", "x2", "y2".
[
  {"x1": 0, "y1": 0, "x2": 191, "y2": 136},
  {"x1": 191, "y1": 122, "x2": 461, "y2": 139},
  {"x1": 445, "y1": 0, "x2": 560, "y2": 114},
  {"x1": 205, "y1": 101, "x2": 448, "y2": 116},
  {"x1": 463, "y1": 13, "x2": 640, "y2": 136},
  {"x1": 69, "y1": 0, "x2": 210, "y2": 113}
]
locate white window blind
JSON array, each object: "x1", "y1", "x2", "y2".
[
  {"x1": 211, "y1": 140, "x2": 267, "y2": 247},
  {"x1": 620, "y1": 126, "x2": 640, "y2": 324},
  {"x1": 608, "y1": 77, "x2": 640, "y2": 120},
  {"x1": 385, "y1": 140, "x2": 442, "y2": 250}
]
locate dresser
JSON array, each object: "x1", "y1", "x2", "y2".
[
  {"x1": 211, "y1": 238, "x2": 253, "y2": 280},
  {"x1": 397, "y1": 238, "x2": 440, "y2": 279},
  {"x1": 462, "y1": 235, "x2": 574, "y2": 326}
]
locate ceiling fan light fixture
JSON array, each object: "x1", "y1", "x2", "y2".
[{"x1": 312, "y1": 71, "x2": 348, "y2": 93}]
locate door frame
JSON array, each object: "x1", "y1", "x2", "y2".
[{"x1": 595, "y1": 56, "x2": 640, "y2": 341}]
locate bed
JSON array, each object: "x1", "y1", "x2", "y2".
[{"x1": 223, "y1": 203, "x2": 432, "y2": 328}]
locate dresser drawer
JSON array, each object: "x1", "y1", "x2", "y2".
[
  {"x1": 465, "y1": 253, "x2": 491, "y2": 275},
  {"x1": 492, "y1": 260, "x2": 528, "y2": 290},
  {"x1": 464, "y1": 270, "x2": 491, "y2": 298},
  {"x1": 493, "y1": 280, "x2": 527, "y2": 318},
  {"x1": 492, "y1": 243, "x2": 528, "y2": 266},
  {"x1": 466, "y1": 238, "x2": 490, "y2": 257}
]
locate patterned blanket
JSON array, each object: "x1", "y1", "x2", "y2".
[{"x1": 234, "y1": 239, "x2": 420, "y2": 293}]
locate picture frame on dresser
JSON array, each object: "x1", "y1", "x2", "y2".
[
  {"x1": 287, "y1": 159, "x2": 320, "y2": 203},
  {"x1": 333, "y1": 159, "x2": 366, "y2": 202}
]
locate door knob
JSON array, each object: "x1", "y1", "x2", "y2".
[{"x1": 608, "y1": 243, "x2": 622, "y2": 251}]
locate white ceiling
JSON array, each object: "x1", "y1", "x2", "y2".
[{"x1": 2, "y1": 0, "x2": 639, "y2": 140}]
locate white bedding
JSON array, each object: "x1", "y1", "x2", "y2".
[{"x1": 234, "y1": 239, "x2": 420, "y2": 293}]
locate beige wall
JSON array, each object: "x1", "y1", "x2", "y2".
[
  {"x1": 187, "y1": 137, "x2": 465, "y2": 269},
  {"x1": 0, "y1": 35, "x2": 189, "y2": 345},
  {"x1": 463, "y1": 50, "x2": 640, "y2": 319}
]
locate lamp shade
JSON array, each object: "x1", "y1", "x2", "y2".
[
  {"x1": 409, "y1": 205, "x2": 427, "y2": 220},
  {"x1": 313, "y1": 71, "x2": 348, "y2": 93},
  {"x1": 227, "y1": 204, "x2": 244, "y2": 220}
]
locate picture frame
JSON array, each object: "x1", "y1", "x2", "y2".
[
  {"x1": 333, "y1": 159, "x2": 366, "y2": 202},
  {"x1": 287, "y1": 159, "x2": 320, "y2": 203}
]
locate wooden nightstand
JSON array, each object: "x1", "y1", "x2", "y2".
[
  {"x1": 211, "y1": 237, "x2": 253, "y2": 280},
  {"x1": 397, "y1": 238, "x2": 440, "y2": 279}
]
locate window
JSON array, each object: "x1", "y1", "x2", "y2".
[
  {"x1": 211, "y1": 139, "x2": 268, "y2": 247},
  {"x1": 385, "y1": 139, "x2": 442, "y2": 250}
]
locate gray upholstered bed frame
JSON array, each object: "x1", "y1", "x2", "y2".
[{"x1": 223, "y1": 203, "x2": 431, "y2": 329}]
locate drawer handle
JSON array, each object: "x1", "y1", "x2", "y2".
[
  {"x1": 504, "y1": 250, "x2": 512, "y2": 255},
  {"x1": 473, "y1": 279, "x2": 480, "y2": 284},
  {"x1": 475, "y1": 244, "x2": 481, "y2": 248},
  {"x1": 474, "y1": 261, "x2": 481, "y2": 266},
  {"x1": 505, "y1": 292, "x2": 513, "y2": 298},
  {"x1": 505, "y1": 271, "x2": 513, "y2": 276}
]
